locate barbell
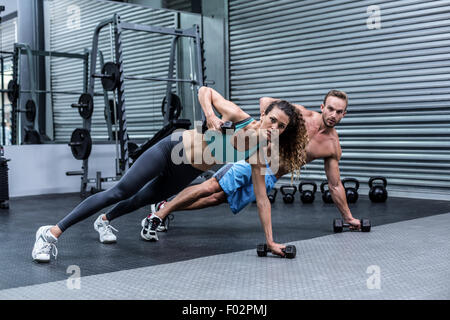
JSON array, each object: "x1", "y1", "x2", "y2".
[
  {"x1": 1, "y1": 80, "x2": 106, "y2": 103},
  {"x1": 2, "y1": 80, "x2": 106, "y2": 120},
  {"x1": 93, "y1": 61, "x2": 209, "y2": 91}
]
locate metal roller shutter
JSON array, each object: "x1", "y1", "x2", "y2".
[
  {"x1": 47, "y1": 0, "x2": 177, "y2": 142},
  {"x1": 228, "y1": 0, "x2": 450, "y2": 194},
  {"x1": 1, "y1": 15, "x2": 17, "y2": 53}
]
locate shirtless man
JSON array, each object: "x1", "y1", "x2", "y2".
[{"x1": 141, "y1": 89, "x2": 361, "y2": 253}]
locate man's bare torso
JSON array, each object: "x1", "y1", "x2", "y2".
[{"x1": 303, "y1": 109, "x2": 340, "y2": 163}]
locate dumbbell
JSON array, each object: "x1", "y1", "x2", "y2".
[
  {"x1": 256, "y1": 243, "x2": 297, "y2": 259},
  {"x1": 342, "y1": 178, "x2": 360, "y2": 203},
  {"x1": 220, "y1": 121, "x2": 235, "y2": 133},
  {"x1": 201, "y1": 119, "x2": 235, "y2": 134},
  {"x1": 320, "y1": 181, "x2": 333, "y2": 203},
  {"x1": 333, "y1": 218, "x2": 371, "y2": 233},
  {"x1": 298, "y1": 182, "x2": 317, "y2": 204},
  {"x1": 369, "y1": 176, "x2": 388, "y2": 203},
  {"x1": 280, "y1": 185, "x2": 297, "y2": 204}
]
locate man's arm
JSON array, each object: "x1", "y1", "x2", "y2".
[
  {"x1": 324, "y1": 156, "x2": 360, "y2": 227},
  {"x1": 154, "y1": 178, "x2": 223, "y2": 220},
  {"x1": 259, "y1": 97, "x2": 278, "y2": 115},
  {"x1": 251, "y1": 163, "x2": 286, "y2": 256},
  {"x1": 259, "y1": 97, "x2": 308, "y2": 115}
]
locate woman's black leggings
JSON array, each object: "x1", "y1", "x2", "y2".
[{"x1": 56, "y1": 132, "x2": 203, "y2": 232}]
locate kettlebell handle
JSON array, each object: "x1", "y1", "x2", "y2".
[
  {"x1": 280, "y1": 185, "x2": 297, "y2": 195},
  {"x1": 320, "y1": 181, "x2": 329, "y2": 193},
  {"x1": 342, "y1": 178, "x2": 359, "y2": 190},
  {"x1": 368, "y1": 176, "x2": 387, "y2": 188},
  {"x1": 299, "y1": 182, "x2": 317, "y2": 194}
]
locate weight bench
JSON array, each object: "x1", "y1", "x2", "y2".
[{"x1": 128, "y1": 118, "x2": 191, "y2": 164}]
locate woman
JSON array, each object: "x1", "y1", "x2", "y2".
[{"x1": 32, "y1": 87, "x2": 308, "y2": 262}]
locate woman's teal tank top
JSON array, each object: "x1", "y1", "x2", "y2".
[{"x1": 204, "y1": 117, "x2": 260, "y2": 163}]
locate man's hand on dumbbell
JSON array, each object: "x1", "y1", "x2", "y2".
[
  {"x1": 344, "y1": 217, "x2": 361, "y2": 230},
  {"x1": 334, "y1": 218, "x2": 371, "y2": 233},
  {"x1": 267, "y1": 241, "x2": 286, "y2": 257}
]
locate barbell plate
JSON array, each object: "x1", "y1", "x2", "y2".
[
  {"x1": 100, "y1": 62, "x2": 119, "y2": 91},
  {"x1": 69, "y1": 128, "x2": 92, "y2": 160},
  {"x1": 25, "y1": 99, "x2": 36, "y2": 122},
  {"x1": 7, "y1": 80, "x2": 19, "y2": 103},
  {"x1": 161, "y1": 93, "x2": 182, "y2": 119},
  {"x1": 77, "y1": 93, "x2": 94, "y2": 120},
  {"x1": 104, "y1": 99, "x2": 118, "y2": 125}
]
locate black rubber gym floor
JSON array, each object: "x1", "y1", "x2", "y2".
[{"x1": 1, "y1": 193, "x2": 449, "y2": 290}]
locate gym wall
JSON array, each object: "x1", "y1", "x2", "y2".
[
  {"x1": 228, "y1": 0, "x2": 450, "y2": 198},
  {"x1": 5, "y1": 144, "x2": 117, "y2": 196}
]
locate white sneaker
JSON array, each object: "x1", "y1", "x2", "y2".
[
  {"x1": 94, "y1": 214, "x2": 118, "y2": 244},
  {"x1": 142, "y1": 201, "x2": 172, "y2": 232},
  {"x1": 32, "y1": 226, "x2": 58, "y2": 263},
  {"x1": 140, "y1": 215, "x2": 170, "y2": 232},
  {"x1": 140, "y1": 213, "x2": 162, "y2": 241}
]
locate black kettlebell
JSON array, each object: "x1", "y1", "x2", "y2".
[
  {"x1": 320, "y1": 181, "x2": 333, "y2": 203},
  {"x1": 342, "y1": 178, "x2": 359, "y2": 203},
  {"x1": 369, "y1": 176, "x2": 388, "y2": 202},
  {"x1": 268, "y1": 188, "x2": 278, "y2": 204},
  {"x1": 280, "y1": 185, "x2": 297, "y2": 204},
  {"x1": 298, "y1": 182, "x2": 317, "y2": 204}
]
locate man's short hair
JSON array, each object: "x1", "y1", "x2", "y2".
[{"x1": 323, "y1": 89, "x2": 348, "y2": 109}]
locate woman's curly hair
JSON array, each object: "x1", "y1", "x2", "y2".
[{"x1": 265, "y1": 100, "x2": 309, "y2": 174}]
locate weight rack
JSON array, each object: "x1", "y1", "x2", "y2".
[{"x1": 0, "y1": 43, "x2": 95, "y2": 144}]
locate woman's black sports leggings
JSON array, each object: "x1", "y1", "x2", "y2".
[{"x1": 56, "y1": 131, "x2": 203, "y2": 232}]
